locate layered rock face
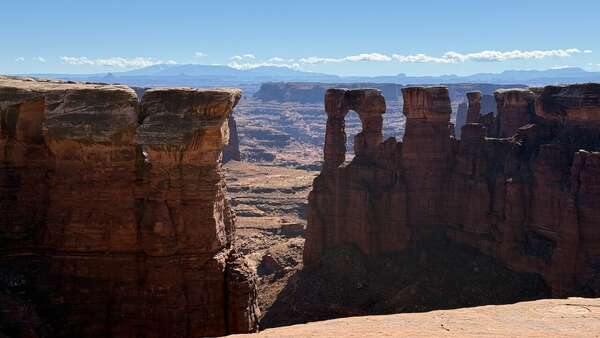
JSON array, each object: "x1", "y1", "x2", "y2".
[
  {"x1": 494, "y1": 88, "x2": 536, "y2": 137},
  {"x1": 304, "y1": 83, "x2": 600, "y2": 296},
  {"x1": 401, "y1": 87, "x2": 452, "y2": 235},
  {"x1": 304, "y1": 88, "x2": 409, "y2": 265},
  {"x1": 0, "y1": 77, "x2": 258, "y2": 337}
]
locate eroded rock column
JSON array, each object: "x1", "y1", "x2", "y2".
[
  {"x1": 401, "y1": 87, "x2": 452, "y2": 235},
  {"x1": 466, "y1": 91, "x2": 481, "y2": 123},
  {"x1": 495, "y1": 88, "x2": 535, "y2": 137},
  {"x1": 305, "y1": 88, "x2": 391, "y2": 264},
  {"x1": 323, "y1": 89, "x2": 349, "y2": 170}
]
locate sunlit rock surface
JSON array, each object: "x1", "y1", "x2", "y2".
[{"x1": 0, "y1": 76, "x2": 258, "y2": 337}]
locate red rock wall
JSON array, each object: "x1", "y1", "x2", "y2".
[
  {"x1": 495, "y1": 88, "x2": 535, "y2": 137},
  {"x1": 304, "y1": 89, "x2": 409, "y2": 265},
  {"x1": 305, "y1": 84, "x2": 600, "y2": 296},
  {"x1": 401, "y1": 87, "x2": 452, "y2": 235},
  {"x1": 0, "y1": 77, "x2": 258, "y2": 337}
]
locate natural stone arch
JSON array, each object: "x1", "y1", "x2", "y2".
[{"x1": 322, "y1": 88, "x2": 385, "y2": 170}]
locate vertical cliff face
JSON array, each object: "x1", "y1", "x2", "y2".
[
  {"x1": 494, "y1": 88, "x2": 536, "y2": 137},
  {"x1": 0, "y1": 77, "x2": 258, "y2": 337},
  {"x1": 535, "y1": 83, "x2": 600, "y2": 125},
  {"x1": 223, "y1": 113, "x2": 241, "y2": 162},
  {"x1": 401, "y1": 87, "x2": 452, "y2": 234},
  {"x1": 304, "y1": 83, "x2": 600, "y2": 296},
  {"x1": 454, "y1": 102, "x2": 468, "y2": 138},
  {"x1": 466, "y1": 91, "x2": 482, "y2": 124}
]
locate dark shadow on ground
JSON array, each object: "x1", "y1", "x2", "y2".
[{"x1": 260, "y1": 235, "x2": 551, "y2": 328}]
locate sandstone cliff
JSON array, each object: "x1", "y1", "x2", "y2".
[
  {"x1": 0, "y1": 77, "x2": 258, "y2": 337},
  {"x1": 304, "y1": 83, "x2": 600, "y2": 296}
]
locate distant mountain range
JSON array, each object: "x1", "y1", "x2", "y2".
[{"x1": 18, "y1": 65, "x2": 600, "y2": 89}]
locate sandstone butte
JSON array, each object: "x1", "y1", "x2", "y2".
[
  {"x1": 304, "y1": 83, "x2": 600, "y2": 297},
  {"x1": 0, "y1": 76, "x2": 259, "y2": 337}
]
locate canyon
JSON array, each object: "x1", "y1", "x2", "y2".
[
  {"x1": 0, "y1": 77, "x2": 258, "y2": 337},
  {"x1": 2, "y1": 75, "x2": 600, "y2": 337},
  {"x1": 236, "y1": 82, "x2": 524, "y2": 169}
]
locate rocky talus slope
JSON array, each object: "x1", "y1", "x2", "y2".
[
  {"x1": 223, "y1": 161, "x2": 315, "y2": 320},
  {"x1": 305, "y1": 84, "x2": 600, "y2": 297},
  {"x1": 0, "y1": 76, "x2": 258, "y2": 337}
]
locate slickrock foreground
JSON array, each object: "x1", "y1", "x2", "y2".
[
  {"x1": 0, "y1": 77, "x2": 258, "y2": 337},
  {"x1": 226, "y1": 297, "x2": 600, "y2": 337},
  {"x1": 305, "y1": 83, "x2": 600, "y2": 296}
]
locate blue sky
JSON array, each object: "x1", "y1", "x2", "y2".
[{"x1": 2, "y1": 0, "x2": 600, "y2": 76}]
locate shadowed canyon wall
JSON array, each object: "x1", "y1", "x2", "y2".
[
  {"x1": 304, "y1": 83, "x2": 600, "y2": 296},
  {"x1": 0, "y1": 77, "x2": 258, "y2": 337},
  {"x1": 454, "y1": 93, "x2": 497, "y2": 138},
  {"x1": 223, "y1": 111, "x2": 242, "y2": 162}
]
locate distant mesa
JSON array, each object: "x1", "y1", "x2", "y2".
[{"x1": 18, "y1": 65, "x2": 600, "y2": 88}]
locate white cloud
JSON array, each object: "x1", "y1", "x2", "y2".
[
  {"x1": 298, "y1": 56, "x2": 342, "y2": 64},
  {"x1": 345, "y1": 53, "x2": 391, "y2": 62},
  {"x1": 15, "y1": 57, "x2": 25, "y2": 62},
  {"x1": 299, "y1": 53, "x2": 391, "y2": 64},
  {"x1": 194, "y1": 52, "x2": 206, "y2": 57},
  {"x1": 33, "y1": 56, "x2": 46, "y2": 63},
  {"x1": 296, "y1": 48, "x2": 590, "y2": 66},
  {"x1": 228, "y1": 61, "x2": 301, "y2": 70},
  {"x1": 392, "y1": 48, "x2": 590, "y2": 64},
  {"x1": 60, "y1": 56, "x2": 176, "y2": 68},
  {"x1": 392, "y1": 53, "x2": 451, "y2": 64},
  {"x1": 268, "y1": 57, "x2": 285, "y2": 62},
  {"x1": 231, "y1": 54, "x2": 256, "y2": 60}
]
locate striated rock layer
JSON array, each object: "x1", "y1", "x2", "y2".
[
  {"x1": 0, "y1": 77, "x2": 258, "y2": 337},
  {"x1": 304, "y1": 84, "x2": 600, "y2": 296}
]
